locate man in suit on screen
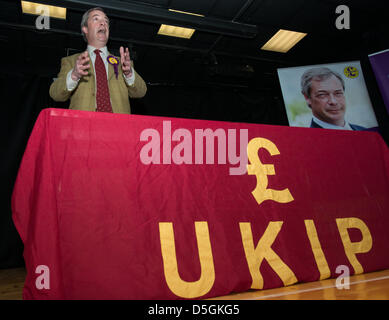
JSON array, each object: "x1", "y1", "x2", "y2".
[
  {"x1": 301, "y1": 67, "x2": 366, "y2": 130},
  {"x1": 50, "y1": 7, "x2": 147, "y2": 114}
]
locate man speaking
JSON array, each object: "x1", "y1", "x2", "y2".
[{"x1": 50, "y1": 7, "x2": 147, "y2": 114}]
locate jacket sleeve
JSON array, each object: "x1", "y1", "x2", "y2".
[
  {"x1": 49, "y1": 57, "x2": 75, "y2": 102},
  {"x1": 126, "y1": 63, "x2": 147, "y2": 98}
]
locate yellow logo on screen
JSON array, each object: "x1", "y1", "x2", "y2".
[{"x1": 344, "y1": 66, "x2": 359, "y2": 78}]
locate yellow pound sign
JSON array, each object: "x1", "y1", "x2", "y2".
[{"x1": 247, "y1": 137, "x2": 294, "y2": 206}]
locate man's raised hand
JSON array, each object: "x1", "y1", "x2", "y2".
[
  {"x1": 71, "y1": 51, "x2": 90, "y2": 81},
  {"x1": 120, "y1": 46, "x2": 132, "y2": 78}
]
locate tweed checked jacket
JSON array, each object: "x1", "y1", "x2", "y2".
[{"x1": 49, "y1": 52, "x2": 147, "y2": 114}]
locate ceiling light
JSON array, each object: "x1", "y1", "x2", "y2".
[
  {"x1": 21, "y1": 1, "x2": 67, "y2": 19},
  {"x1": 168, "y1": 9, "x2": 204, "y2": 17},
  {"x1": 261, "y1": 29, "x2": 307, "y2": 53},
  {"x1": 158, "y1": 24, "x2": 195, "y2": 39},
  {"x1": 157, "y1": 9, "x2": 204, "y2": 39}
]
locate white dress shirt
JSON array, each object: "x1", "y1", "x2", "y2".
[
  {"x1": 66, "y1": 45, "x2": 135, "y2": 91},
  {"x1": 312, "y1": 115, "x2": 353, "y2": 130}
]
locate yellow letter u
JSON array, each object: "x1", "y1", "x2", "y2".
[{"x1": 159, "y1": 221, "x2": 215, "y2": 298}]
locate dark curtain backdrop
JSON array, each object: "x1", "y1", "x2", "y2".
[
  {"x1": 1, "y1": 73, "x2": 50, "y2": 269},
  {"x1": 133, "y1": 85, "x2": 288, "y2": 125}
]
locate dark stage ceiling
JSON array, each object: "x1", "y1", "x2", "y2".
[{"x1": 1, "y1": 0, "x2": 388, "y2": 84}]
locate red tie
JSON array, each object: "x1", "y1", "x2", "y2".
[{"x1": 94, "y1": 49, "x2": 113, "y2": 113}]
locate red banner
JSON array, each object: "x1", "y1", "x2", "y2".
[{"x1": 12, "y1": 108, "x2": 389, "y2": 299}]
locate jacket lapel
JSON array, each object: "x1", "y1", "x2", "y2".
[{"x1": 107, "y1": 52, "x2": 116, "y2": 81}]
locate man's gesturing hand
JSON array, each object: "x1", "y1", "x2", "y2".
[
  {"x1": 120, "y1": 46, "x2": 133, "y2": 78},
  {"x1": 71, "y1": 51, "x2": 90, "y2": 81}
]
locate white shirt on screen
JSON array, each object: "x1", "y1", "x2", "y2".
[{"x1": 312, "y1": 115, "x2": 353, "y2": 130}]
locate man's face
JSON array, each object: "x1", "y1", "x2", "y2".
[
  {"x1": 304, "y1": 75, "x2": 346, "y2": 126},
  {"x1": 82, "y1": 10, "x2": 110, "y2": 48}
]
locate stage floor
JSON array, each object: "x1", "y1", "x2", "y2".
[
  {"x1": 1, "y1": 267, "x2": 388, "y2": 300},
  {"x1": 209, "y1": 269, "x2": 389, "y2": 300}
]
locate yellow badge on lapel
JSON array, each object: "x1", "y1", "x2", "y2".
[{"x1": 107, "y1": 55, "x2": 119, "y2": 79}]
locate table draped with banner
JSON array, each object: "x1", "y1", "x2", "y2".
[{"x1": 12, "y1": 108, "x2": 389, "y2": 299}]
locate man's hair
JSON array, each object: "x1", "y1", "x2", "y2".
[
  {"x1": 80, "y1": 7, "x2": 108, "y2": 42},
  {"x1": 301, "y1": 67, "x2": 345, "y2": 98}
]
